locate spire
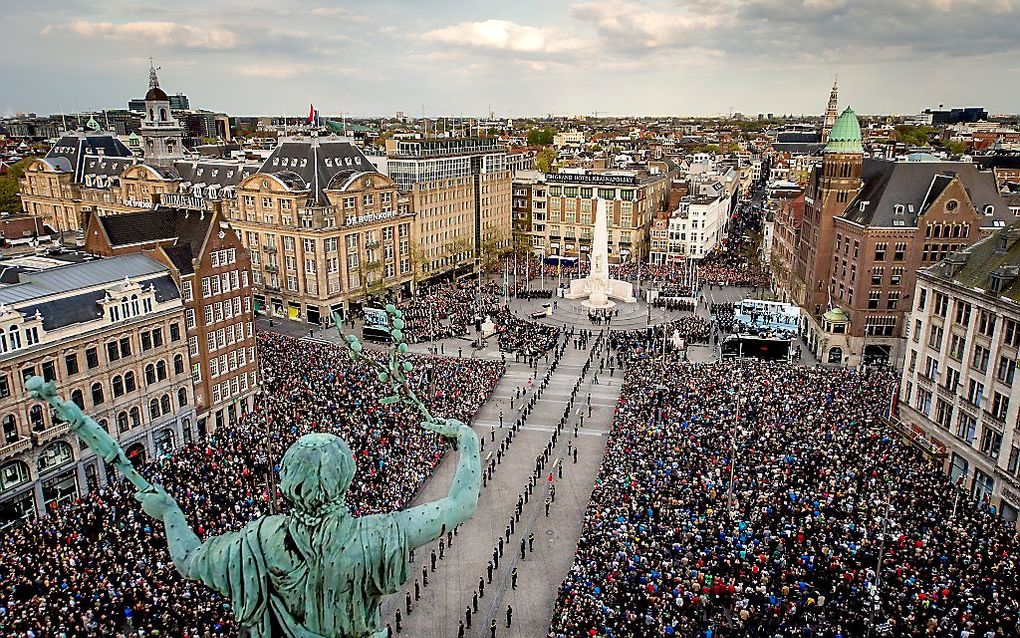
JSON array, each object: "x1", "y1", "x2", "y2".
[
  {"x1": 148, "y1": 57, "x2": 160, "y2": 90},
  {"x1": 822, "y1": 76, "x2": 839, "y2": 143}
]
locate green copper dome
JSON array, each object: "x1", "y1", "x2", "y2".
[{"x1": 824, "y1": 106, "x2": 863, "y2": 154}]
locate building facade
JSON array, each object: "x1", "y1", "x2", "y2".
[
  {"x1": 233, "y1": 136, "x2": 415, "y2": 323},
  {"x1": 0, "y1": 255, "x2": 195, "y2": 528},
  {"x1": 535, "y1": 169, "x2": 671, "y2": 263},
  {"x1": 899, "y1": 226, "x2": 1020, "y2": 525},
  {"x1": 777, "y1": 107, "x2": 1015, "y2": 366},
  {"x1": 85, "y1": 203, "x2": 257, "y2": 433},
  {"x1": 383, "y1": 137, "x2": 513, "y2": 279}
]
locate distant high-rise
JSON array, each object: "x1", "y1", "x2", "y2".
[{"x1": 821, "y1": 77, "x2": 839, "y2": 143}]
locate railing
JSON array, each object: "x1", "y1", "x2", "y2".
[
  {"x1": 883, "y1": 416, "x2": 944, "y2": 459},
  {"x1": 0, "y1": 438, "x2": 32, "y2": 460}
]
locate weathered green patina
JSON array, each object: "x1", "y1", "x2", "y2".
[{"x1": 28, "y1": 305, "x2": 481, "y2": 638}]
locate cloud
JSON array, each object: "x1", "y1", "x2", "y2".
[
  {"x1": 65, "y1": 20, "x2": 239, "y2": 50},
  {"x1": 237, "y1": 63, "x2": 312, "y2": 79},
  {"x1": 421, "y1": 19, "x2": 585, "y2": 54},
  {"x1": 571, "y1": 1, "x2": 727, "y2": 49}
]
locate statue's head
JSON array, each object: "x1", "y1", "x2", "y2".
[{"x1": 279, "y1": 433, "x2": 355, "y2": 514}]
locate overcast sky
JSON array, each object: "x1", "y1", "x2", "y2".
[{"x1": 3, "y1": 0, "x2": 1019, "y2": 118}]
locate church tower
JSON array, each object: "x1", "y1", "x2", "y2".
[
  {"x1": 140, "y1": 60, "x2": 184, "y2": 167},
  {"x1": 804, "y1": 106, "x2": 864, "y2": 315},
  {"x1": 821, "y1": 77, "x2": 839, "y2": 143}
]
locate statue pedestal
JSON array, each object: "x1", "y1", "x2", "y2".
[{"x1": 565, "y1": 278, "x2": 636, "y2": 304}]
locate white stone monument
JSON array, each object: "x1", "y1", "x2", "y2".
[{"x1": 565, "y1": 199, "x2": 636, "y2": 308}]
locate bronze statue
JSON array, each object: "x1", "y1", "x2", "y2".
[{"x1": 29, "y1": 305, "x2": 481, "y2": 638}]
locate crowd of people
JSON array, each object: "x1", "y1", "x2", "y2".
[
  {"x1": 550, "y1": 359, "x2": 1019, "y2": 638},
  {"x1": 0, "y1": 333, "x2": 504, "y2": 638},
  {"x1": 609, "y1": 316, "x2": 713, "y2": 365}
]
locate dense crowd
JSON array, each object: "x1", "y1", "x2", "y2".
[
  {"x1": 550, "y1": 359, "x2": 1020, "y2": 638},
  {"x1": 0, "y1": 333, "x2": 504, "y2": 638},
  {"x1": 489, "y1": 307, "x2": 561, "y2": 357},
  {"x1": 609, "y1": 317, "x2": 713, "y2": 365}
]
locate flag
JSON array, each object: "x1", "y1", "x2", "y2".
[{"x1": 307, "y1": 104, "x2": 319, "y2": 127}]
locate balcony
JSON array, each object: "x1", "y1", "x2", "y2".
[
  {"x1": 262, "y1": 245, "x2": 277, "y2": 253},
  {"x1": 33, "y1": 422, "x2": 71, "y2": 446},
  {"x1": 937, "y1": 384, "x2": 958, "y2": 400},
  {"x1": 264, "y1": 264, "x2": 279, "y2": 273},
  {"x1": 0, "y1": 438, "x2": 32, "y2": 461}
]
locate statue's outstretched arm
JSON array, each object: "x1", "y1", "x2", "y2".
[
  {"x1": 397, "y1": 418, "x2": 481, "y2": 549},
  {"x1": 136, "y1": 487, "x2": 203, "y2": 576}
]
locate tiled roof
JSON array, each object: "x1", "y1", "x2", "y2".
[{"x1": 931, "y1": 223, "x2": 1020, "y2": 303}]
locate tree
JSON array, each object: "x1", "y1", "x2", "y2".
[
  {"x1": 0, "y1": 158, "x2": 31, "y2": 214},
  {"x1": 893, "y1": 125, "x2": 936, "y2": 147},
  {"x1": 535, "y1": 147, "x2": 556, "y2": 173},
  {"x1": 526, "y1": 127, "x2": 554, "y2": 146},
  {"x1": 944, "y1": 140, "x2": 967, "y2": 155}
]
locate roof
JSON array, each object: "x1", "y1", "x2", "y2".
[
  {"x1": 258, "y1": 137, "x2": 377, "y2": 206},
  {"x1": 930, "y1": 223, "x2": 1020, "y2": 303},
  {"x1": 96, "y1": 207, "x2": 215, "y2": 274},
  {"x1": 44, "y1": 132, "x2": 134, "y2": 183},
  {"x1": 841, "y1": 158, "x2": 1012, "y2": 228},
  {"x1": 824, "y1": 107, "x2": 863, "y2": 154},
  {"x1": 170, "y1": 159, "x2": 259, "y2": 189},
  {"x1": 0, "y1": 253, "x2": 169, "y2": 306},
  {"x1": 145, "y1": 86, "x2": 169, "y2": 101}
]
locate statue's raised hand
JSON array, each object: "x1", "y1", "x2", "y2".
[
  {"x1": 422, "y1": 418, "x2": 469, "y2": 440},
  {"x1": 134, "y1": 485, "x2": 180, "y2": 522}
]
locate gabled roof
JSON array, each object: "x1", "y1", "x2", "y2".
[
  {"x1": 44, "y1": 132, "x2": 134, "y2": 183},
  {"x1": 841, "y1": 158, "x2": 1012, "y2": 228},
  {"x1": 95, "y1": 207, "x2": 215, "y2": 274},
  {"x1": 257, "y1": 137, "x2": 377, "y2": 206}
]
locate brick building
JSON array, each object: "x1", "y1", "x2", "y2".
[
  {"x1": 85, "y1": 203, "x2": 257, "y2": 433},
  {"x1": 778, "y1": 107, "x2": 1016, "y2": 366}
]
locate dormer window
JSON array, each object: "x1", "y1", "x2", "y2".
[
  {"x1": 946, "y1": 200, "x2": 959, "y2": 212},
  {"x1": 990, "y1": 274, "x2": 1006, "y2": 293},
  {"x1": 984, "y1": 205, "x2": 995, "y2": 216},
  {"x1": 102, "y1": 282, "x2": 157, "y2": 323},
  {"x1": 894, "y1": 204, "x2": 905, "y2": 215},
  {"x1": 0, "y1": 306, "x2": 43, "y2": 354}
]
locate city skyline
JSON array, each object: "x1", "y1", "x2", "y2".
[{"x1": 4, "y1": 0, "x2": 1020, "y2": 118}]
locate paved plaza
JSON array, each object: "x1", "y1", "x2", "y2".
[{"x1": 256, "y1": 283, "x2": 780, "y2": 636}]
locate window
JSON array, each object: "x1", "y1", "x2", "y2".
[
  {"x1": 917, "y1": 288, "x2": 927, "y2": 311},
  {"x1": 997, "y1": 355, "x2": 1016, "y2": 385},
  {"x1": 874, "y1": 242, "x2": 887, "y2": 261},
  {"x1": 893, "y1": 242, "x2": 906, "y2": 261},
  {"x1": 29, "y1": 405, "x2": 45, "y2": 431},
  {"x1": 956, "y1": 412, "x2": 977, "y2": 444},
  {"x1": 178, "y1": 388, "x2": 188, "y2": 408},
  {"x1": 933, "y1": 292, "x2": 949, "y2": 318},
  {"x1": 887, "y1": 291, "x2": 900, "y2": 310},
  {"x1": 119, "y1": 338, "x2": 131, "y2": 358},
  {"x1": 125, "y1": 371, "x2": 136, "y2": 393},
  {"x1": 868, "y1": 290, "x2": 881, "y2": 310},
  {"x1": 972, "y1": 344, "x2": 990, "y2": 373},
  {"x1": 145, "y1": 364, "x2": 156, "y2": 385},
  {"x1": 954, "y1": 301, "x2": 972, "y2": 327},
  {"x1": 924, "y1": 356, "x2": 939, "y2": 382},
  {"x1": 113, "y1": 375, "x2": 125, "y2": 397},
  {"x1": 91, "y1": 382, "x2": 104, "y2": 406},
  {"x1": 2, "y1": 415, "x2": 17, "y2": 444},
  {"x1": 106, "y1": 341, "x2": 120, "y2": 362},
  {"x1": 156, "y1": 360, "x2": 167, "y2": 381},
  {"x1": 949, "y1": 333, "x2": 966, "y2": 360},
  {"x1": 170, "y1": 322, "x2": 181, "y2": 342},
  {"x1": 149, "y1": 398, "x2": 161, "y2": 419},
  {"x1": 871, "y1": 268, "x2": 884, "y2": 285},
  {"x1": 64, "y1": 353, "x2": 79, "y2": 377},
  {"x1": 927, "y1": 325, "x2": 944, "y2": 351},
  {"x1": 945, "y1": 367, "x2": 961, "y2": 392},
  {"x1": 174, "y1": 354, "x2": 184, "y2": 375},
  {"x1": 991, "y1": 391, "x2": 1009, "y2": 421},
  {"x1": 980, "y1": 426, "x2": 1003, "y2": 459},
  {"x1": 978, "y1": 310, "x2": 996, "y2": 337},
  {"x1": 967, "y1": 379, "x2": 985, "y2": 407},
  {"x1": 1004, "y1": 319, "x2": 1020, "y2": 349},
  {"x1": 41, "y1": 361, "x2": 56, "y2": 382}
]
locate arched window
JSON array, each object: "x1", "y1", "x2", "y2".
[
  {"x1": 2, "y1": 415, "x2": 17, "y2": 444},
  {"x1": 112, "y1": 375, "x2": 124, "y2": 397},
  {"x1": 117, "y1": 411, "x2": 129, "y2": 433},
  {"x1": 160, "y1": 394, "x2": 171, "y2": 415},
  {"x1": 29, "y1": 405, "x2": 45, "y2": 431},
  {"x1": 177, "y1": 387, "x2": 188, "y2": 407},
  {"x1": 160, "y1": 108, "x2": 168, "y2": 121},
  {"x1": 173, "y1": 354, "x2": 184, "y2": 375},
  {"x1": 38, "y1": 441, "x2": 74, "y2": 472},
  {"x1": 149, "y1": 398, "x2": 160, "y2": 419},
  {"x1": 0, "y1": 460, "x2": 30, "y2": 493},
  {"x1": 97, "y1": 418, "x2": 109, "y2": 433},
  {"x1": 156, "y1": 360, "x2": 167, "y2": 381},
  {"x1": 121, "y1": 297, "x2": 129, "y2": 318},
  {"x1": 9, "y1": 325, "x2": 21, "y2": 350},
  {"x1": 149, "y1": 108, "x2": 155, "y2": 121},
  {"x1": 144, "y1": 364, "x2": 156, "y2": 385},
  {"x1": 125, "y1": 371, "x2": 137, "y2": 393},
  {"x1": 129, "y1": 407, "x2": 141, "y2": 428},
  {"x1": 70, "y1": 389, "x2": 85, "y2": 409},
  {"x1": 0, "y1": 328, "x2": 7, "y2": 354},
  {"x1": 91, "y1": 382, "x2": 104, "y2": 406},
  {"x1": 131, "y1": 294, "x2": 140, "y2": 316}
]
